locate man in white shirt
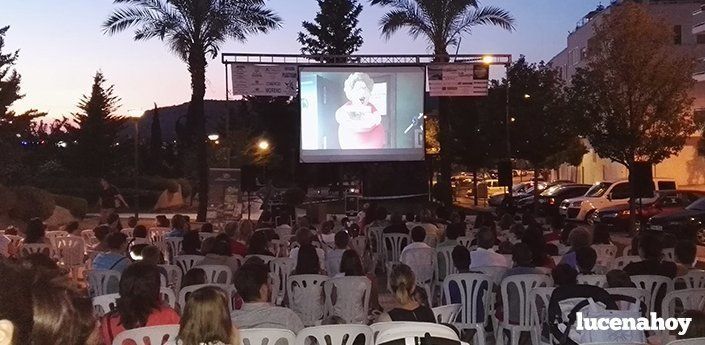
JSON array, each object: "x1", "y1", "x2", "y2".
[
  {"x1": 400, "y1": 226, "x2": 432, "y2": 263},
  {"x1": 470, "y1": 227, "x2": 508, "y2": 268},
  {"x1": 325, "y1": 231, "x2": 350, "y2": 277},
  {"x1": 232, "y1": 261, "x2": 304, "y2": 333}
]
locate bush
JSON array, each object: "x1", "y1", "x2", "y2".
[
  {"x1": 0, "y1": 185, "x2": 17, "y2": 216},
  {"x1": 283, "y1": 187, "x2": 306, "y2": 207},
  {"x1": 52, "y1": 194, "x2": 88, "y2": 218},
  {"x1": 9, "y1": 186, "x2": 56, "y2": 221}
]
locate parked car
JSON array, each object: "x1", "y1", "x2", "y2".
[
  {"x1": 591, "y1": 190, "x2": 705, "y2": 232},
  {"x1": 647, "y1": 196, "x2": 705, "y2": 245},
  {"x1": 536, "y1": 184, "x2": 592, "y2": 217},
  {"x1": 487, "y1": 181, "x2": 551, "y2": 207},
  {"x1": 466, "y1": 179, "x2": 506, "y2": 198},
  {"x1": 559, "y1": 178, "x2": 677, "y2": 222}
]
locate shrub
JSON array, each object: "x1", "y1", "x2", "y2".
[
  {"x1": 283, "y1": 187, "x2": 306, "y2": 207},
  {"x1": 9, "y1": 186, "x2": 56, "y2": 221},
  {"x1": 52, "y1": 194, "x2": 88, "y2": 218},
  {"x1": 0, "y1": 185, "x2": 17, "y2": 216}
]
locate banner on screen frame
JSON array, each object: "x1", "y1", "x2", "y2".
[
  {"x1": 427, "y1": 64, "x2": 489, "y2": 96},
  {"x1": 231, "y1": 64, "x2": 298, "y2": 96}
]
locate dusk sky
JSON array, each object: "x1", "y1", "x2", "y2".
[{"x1": 1, "y1": 0, "x2": 604, "y2": 119}]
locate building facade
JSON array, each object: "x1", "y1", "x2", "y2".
[{"x1": 549, "y1": 0, "x2": 705, "y2": 188}]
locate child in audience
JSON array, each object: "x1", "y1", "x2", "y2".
[{"x1": 176, "y1": 286, "x2": 238, "y2": 345}]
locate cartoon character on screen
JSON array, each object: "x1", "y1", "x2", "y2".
[{"x1": 335, "y1": 72, "x2": 386, "y2": 149}]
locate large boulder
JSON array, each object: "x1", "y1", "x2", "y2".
[{"x1": 44, "y1": 206, "x2": 76, "y2": 229}]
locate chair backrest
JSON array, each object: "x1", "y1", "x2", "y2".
[
  {"x1": 92, "y1": 293, "x2": 120, "y2": 316},
  {"x1": 612, "y1": 255, "x2": 641, "y2": 270},
  {"x1": 287, "y1": 274, "x2": 328, "y2": 326},
  {"x1": 529, "y1": 287, "x2": 556, "y2": 345},
  {"x1": 198, "y1": 231, "x2": 217, "y2": 242},
  {"x1": 436, "y1": 246, "x2": 457, "y2": 283},
  {"x1": 630, "y1": 275, "x2": 673, "y2": 314},
  {"x1": 661, "y1": 288, "x2": 705, "y2": 319},
  {"x1": 56, "y1": 236, "x2": 85, "y2": 266},
  {"x1": 198, "y1": 264, "x2": 233, "y2": 284},
  {"x1": 622, "y1": 244, "x2": 633, "y2": 257},
  {"x1": 402, "y1": 247, "x2": 436, "y2": 299},
  {"x1": 675, "y1": 270, "x2": 705, "y2": 289},
  {"x1": 500, "y1": 274, "x2": 553, "y2": 327},
  {"x1": 240, "y1": 328, "x2": 296, "y2": 345},
  {"x1": 383, "y1": 233, "x2": 409, "y2": 262},
  {"x1": 441, "y1": 273, "x2": 492, "y2": 326},
  {"x1": 424, "y1": 233, "x2": 438, "y2": 248},
  {"x1": 472, "y1": 266, "x2": 508, "y2": 286},
  {"x1": 605, "y1": 287, "x2": 650, "y2": 312},
  {"x1": 457, "y1": 236, "x2": 473, "y2": 249},
  {"x1": 243, "y1": 254, "x2": 275, "y2": 266},
  {"x1": 296, "y1": 324, "x2": 373, "y2": 345},
  {"x1": 366, "y1": 226, "x2": 384, "y2": 259},
  {"x1": 177, "y1": 283, "x2": 236, "y2": 312},
  {"x1": 666, "y1": 338, "x2": 705, "y2": 345},
  {"x1": 120, "y1": 228, "x2": 134, "y2": 237},
  {"x1": 86, "y1": 269, "x2": 121, "y2": 297},
  {"x1": 165, "y1": 237, "x2": 183, "y2": 262},
  {"x1": 173, "y1": 255, "x2": 204, "y2": 275},
  {"x1": 45, "y1": 230, "x2": 67, "y2": 246},
  {"x1": 111, "y1": 325, "x2": 179, "y2": 345},
  {"x1": 159, "y1": 264, "x2": 183, "y2": 293},
  {"x1": 577, "y1": 274, "x2": 608, "y2": 288},
  {"x1": 663, "y1": 248, "x2": 675, "y2": 262},
  {"x1": 21, "y1": 243, "x2": 52, "y2": 258},
  {"x1": 592, "y1": 244, "x2": 617, "y2": 268},
  {"x1": 81, "y1": 229, "x2": 99, "y2": 246},
  {"x1": 375, "y1": 322, "x2": 459, "y2": 343},
  {"x1": 270, "y1": 239, "x2": 289, "y2": 257},
  {"x1": 270, "y1": 257, "x2": 295, "y2": 304},
  {"x1": 159, "y1": 287, "x2": 177, "y2": 309},
  {"x1": 148, "y1": 227, "x2": 170, "y2": 242},
  {"x1": 323, "y1": 276, "x2": 371, "y2": 324},
  {"x1": 431, "y1": 303, "x2": 462, "y2": 323}
]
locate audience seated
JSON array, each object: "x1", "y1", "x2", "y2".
[
  {"x1": 452, "y1": 245, "x2": 472, "y2": 273},
  {"x1": 382, "y1": 212, "x2": 409, "y2": 234},
  {"x1": 247, "y1": 231, "x2": 275, "y2": 257},
  {"x1": 575, "y1": 246, "x2": 597, "y2": 274},
  {"x1": 399, "y1": 226, "x2": 432, "y2": 263},
  {"x1": 438, "y1": 222, "x2": 462, "y2": 248},
  {"x1": 156, "y1": 215, "x2": 170, "y2": 228},
  {"x1": 230, "y1": 220, "x2": 252, "y2": 257},
  {"x1": 231, "y1": 261, "x2": 304, "y2": 332},
  {"x1": 470, "y1": 227, "x2": 508, "y2": 268},
  {"x1": 318, "y1": 220, "x2": 336, "y2": 249},
  {"x1": 294, "y1": 244, "x2": 323, "y2": 275},
  {"x1": 92, "y1": 232, "x2": 130, "y2": 273},
  {"x1": 326, "y1": 230, "x2": 350, "y2": 277},
  {"x1": 674, "y1": 240, "x2": 697, "y2": 276},
  {"x1": 418, "y1": 209, "x2": 441, "y2": 239},
  {"x1": 92, "y1": 224, "x2": 111, "y2": 252},
  {"x1": 106, "y1": 212, "x2": 123, "y2": 232},
  {"x1": 503, "y1": 243, "x2": 544, "y2": 279},
  {"x1": 127, "y1": 216, "x2": 138, "y2": 229},
  {"x1": 521, "y1": 224, "x2": 555, "y2": 269},
  {"x1": 605, "y1": 269, "x2": 635, "y2": 288},
  {"x1": 167, "y1": 214, "x2": 187, "y2": 238},
  {"x1": 200, "y1": 222, "x2": 214, "y2": 233},
  {"x1": 559, "y1": 226, "x2": 592, "y2": 270},
  {"x1": 197, "y1": 234, "x2": 240, "y2": 275},
  {"x1": 23, "y1": 218, "x2": 50, "y2": 246},
  {"x1": 289, "y1": 228, "x2": 325, "y2": 270},
  {"x1": 275, "y1": 215, "x2": 293, "y2": 237},
  {"x1": 377, "y1": 264, "x2": 435, "y2": 323},
  {"x1": 133, "y1": 224, "x2": 148, "y2": 239},
  {"x1": 182, "y1": 268, "x2": 207, "y2": 289},
  {"x1": 100, "y1": 262, "x2": 180, "y2": 345},
  {"x1": 592, "y1": 225, "x2": 612, "y2": 245},
  {"x1": 63, "y1": 221, "x2": 81, "y2": 237},
  {"x1": 623, "y1": 232, "x2": 677, "y2": 278},
  {"x1": 180, "y1": 231, "x2": 202, "y2": 256},
  {"x1": 338, "y1": 249, "x2": 381, "y2": 310},
  {"x1": 175, "y1": 286, "x2": 237, "y2": 345}
]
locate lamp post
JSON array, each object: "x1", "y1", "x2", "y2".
[{"x1": 127, "y1": 109, "x2": 144, "y2": 220}]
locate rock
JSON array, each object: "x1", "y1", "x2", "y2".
[
  {"x1": 154, "y1": 185, "x2": 185, "y2": 211},
  {"x1": 44, "y1": 206, "x2": 76, "y2": 229}
]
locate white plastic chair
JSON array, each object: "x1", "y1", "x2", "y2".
[
  {"x1": 401, "y1": 247, "x2": 436, "y2": 303},
  {"x1": 630, "y1": 275, "x2": 674, "y2": 315},
  {"x1": 366, "y1": 226, "x2": 384, "y2": 262},
  {"x1": 287, "y1": 274, "x2": 328, "y2": 326},
  {"x1": 606, "y1": 287, "x2": 650, "y2": 312},
  {"x1": 441, "y1": 273, "x2": 492, "y2": 345},
  {"x1": 592, "y1": 244, "x2": 617, "y2": 268},
  {"x1": 244, "y1": 254, "x2": 275, "y2": 265},
  {"x1": 159, "y1": 287, "x2": 177, "y2": 309},
  {"x1": 149, "y1": 227, "x2": 170, "y2": 256},
  {"x1": 21, "y1": 243, "x2": 53, "y2": 258},
  {"x1": 81, "y1": 229, "x2": 99, "y2": 247},
  {"x1": 198, "y1": 264, "x2": 232, "y2": 284},
  {"x1": 165, "y1": 237, "x2": 182, "y2": 262},
  {"x1": 323, "y1": 276, "x2": 371, "y2": 324},
  {"x1": 92, "y1": 293, "x2": 120, "y2": 316},
  {"x1": 270, "y1": 239, "x2": 289, "y2": 257},
  {"x1": 120, "y1": 228, "x2": 134, "y2": 237},
  {"x1": 431, "y1": 303, "x2": 461, "y2": 323},
  {"x1": 383, "y1": 233, "x2": 408, "y2": 263},
  {"x1": 56, "y1": 236, "x2": 86, "y2": 279},
  {"x1": 198, "y1": 231, "x2": 217, "y2": 242},
  {"x1": 473, "y1": 266, "x2": 508, "y2": 286},
  {"x1": 375, "y1": 322, "x2": 459, "y2": 343},
  {"x1": 296, "y1": 324, "x2": 373, "y2": 345},
  {"x1": 497, "y1": 274, "x2": 553, "y2": 345},
  {"x1": 622, "y1": 244, "x2": 633, "y2": 257},
  {"x1": 675, "y1": 270, "x2": 705, "y2": 289},
  {"x1": 577, "y1": 274, "x2": 608, "y2": 287},
  {"x1": 86, "y1": 269, "x2": 121, "y2": 297},
  {"x1": 667, "y1": 338, "x2": 705, "y2": 345},
  {"x1": 529, "y1": 287, "x2": 556, "y2": 345},
  {"x1": 239, "y1": 328, "x2": 296, "y2": 345},
  {"x1": 457, "y1": 236, "x2": 473, "y2": 249},
  {"x1": 177, "y1": 283, "x2": 236, "y2": 312},
  {"x1": 173, "y1": 254, "x2": 204, "y2": 275},
  {"x1": 611, "y1": 255, "x2": 641, "y2": 270},
  {"x1": 45, "y1": 230, "x2": 68, "y2": 247},
  {"x1": 663, "y1": 248, "x2": 675, "y2": 262},
  {"x1": 270, "y1": 257, "x2": 295, "y2": 305},
  {"x1": 551, "y1": 256, "x2": 562, "y2": 266},
  {"x1": 435, "y1": 246, "x2": 457, "y2": 286},
  {"x1": 159, "y1": 264, "x2": 183, "y2": 293},
  {"x1": 661, "y1": 288, "x2": 705, "y2": 319},
  {"x1": 111, "y1": 324, "x2": 179, "y2": 345}
]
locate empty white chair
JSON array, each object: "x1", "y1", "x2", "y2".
[
  {"x1": 55, "y1": 236, "x2": 85, "y2": 279},
  {"x1": 383, "y1": 233, "x2": 408, "y2": 263},
  {"x1": 198, "y1": 264, "x2": 233, "y2": 284},
  {"x1": 457, "y1": 236, "x2": 473, "y2": 249},
  {"x1": 270, "y1": 257, "x2": 295, "y2": 305},
  {"x1": 661, "y1": 288, "x2": 705, "y2": 319},
  {"x1": 529, "y1": 287, "x2": 556, "y2": 345},
  {"x1": 675, "y1": 270, "x2": 705, "y2": 289},
  {"x1": 375, "y1": 322, "x2": 459, "y2": 343},
  {"x1": 442, "y1": 273, "x2": 492, "y2": 345},
  {"x1": 323, "y1": 276, "x2": 371, "y2": 324},
  {"x1": 577, "y1": 274, "x2": 608, "y2": 288},
  {"x1": 92, "y1": 293, "x2": 120, "y2": 316},
  {"x1": 592, "y1": 244, "x2": 617, "y2": 268},
  {"x1": 287, "y1": 274, "x2": 328, "y2": 326},
  {"x1": 159, "y1": 287, "x2": 177, "y2": 309},
  {"x1": 431, "y1": 303, "x2": 461, "y2": 323},
  {"x1": 612, "y1": 255, "x2": 641, "y2": 270},
  {"x1": 239, "y1": 328, "x2": 296, "y2": 345},
  {"x1": 165, "y1": 237, "x2": 183, "y2": 262},
  {"x1": 244, "y1": 254, "x2": 275, "y2": 265},
  {"x1": 111, "y1": 325, "x2": 179, "y2": 345},
  {"x1": 667, "y1": 338, "x2": 705, "y2": 345},
  {"x1": 173, "y1": 255, "x2": 204, "y2": 275},
  {"x1": 497, "y1": 274, "x2": 553, "y2": 345},
  {"x1": 159, "y1": 264, "x2": 183, "y2": 293},
  {"x1": 296, "y1": 324, "x2": 373, "y2": 345},
  {"x1": 86, "y1": 269, "x2": 121, "y2": 297},
  {"x1": 630, "y1": 275, "x2": 673, "y2": 315},
  {"x1": 270, "y1": 239, "x2": 289, "y2": 257},
  {"x1": 81, "y1": 229, "x2": 99, "y2": 247},
  {"x1": 45, "y1": 230, "x2": 68, "y2": 248}
]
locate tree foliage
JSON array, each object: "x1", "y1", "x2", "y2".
[{"x1": 298, "y1": 0, "x2": 364, "y2": 60}]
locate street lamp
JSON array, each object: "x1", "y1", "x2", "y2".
[
  {"x1": 257, "y1": 139, "x2": 270, "y2": 151},
  {"x1": 482, "y1": 55, "x2": 494, "y2": 64},
  {"x1": 208, "y1": 134, "x2": 220, "y2": 142},
  {"x1": 126, "y1": 109, "x2": 144, "y2": 220}
]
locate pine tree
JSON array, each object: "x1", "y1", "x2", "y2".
[
  {"x1": 0, "y1": 26, "x2": 21, "y2": 118},
  {"x1": 70, "y1": 71, "x2": 126, "y2": 177},
  {"x1": 297, "y1": 0, "x2": 363, "y2": 61}
]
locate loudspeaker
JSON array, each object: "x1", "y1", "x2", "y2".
[
  {"x1": 498, "y1": 160, "x2": 513, "y2": 187},
  {"x1": 631, "y1": 162, "x2": 654, "y2": 198},
  {"x1": 241, "y1": 165, "x2": 257, "y2": 193}
]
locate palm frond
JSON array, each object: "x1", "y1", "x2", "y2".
[
  {"x1": 455, "y1": 6, "x2": 515, "y2": 34},
  {"x1": 103, "y1": 7, "x2": 159, "y2": 35}
]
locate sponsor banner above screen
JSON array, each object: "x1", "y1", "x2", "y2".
[
  {"x1": 231, "y1": 64, "x2": 298, "y2": 96},
  {"x1": 427, "y1": 64, "x2": 489, "y2": 96},
  {"x1": 299, "y1": 66, "x2": 426, "y2": 163}
]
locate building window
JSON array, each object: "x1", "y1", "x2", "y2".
[
  {"x1": 580, "y1": 47, "x2": 588, "y2": 61},
  {"x1": 697, "y1": 34, "x2": 705, "y2": 44},
  {"x1": 674, "y1": 25, "x2": 682, "y2": 45}
]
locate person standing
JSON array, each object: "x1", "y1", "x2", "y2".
[{"x1": 98, "y1": 178, "x2": 128, "y2": 223}]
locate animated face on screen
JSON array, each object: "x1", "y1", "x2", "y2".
[{"x1": 335, "y1": 72, "x2": 385, "y2": 150}]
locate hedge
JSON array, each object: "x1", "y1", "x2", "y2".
[
  {"x1": 52, "y1": 194, "x2": 88, "y2": 218},
  {"x1": 9, "y1": 186, "x2": 56, "y2": 221},
  {"x1": 0, "y1": 185, "x2": 16, "y2": 215}
]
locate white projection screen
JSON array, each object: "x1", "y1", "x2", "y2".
[{"x1": 299, "y1": 66, "x2": 426, "y2": 163}]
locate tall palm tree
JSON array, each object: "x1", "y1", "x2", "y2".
[
  {"x1": 104, "y1": 0, "x2": 281, "y2": 221},
  {"x1": 370, "y1": 0, "x2": 514, "y2": 205}
]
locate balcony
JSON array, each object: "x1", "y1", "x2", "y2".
[{"x1": 694, "y1": 21, "x2": 705, "y2": 35}]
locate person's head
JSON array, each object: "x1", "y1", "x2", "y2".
[
  {"x1": 295, "y1": 228, "x2": 313, "y2": 246},
  {"x1": 294, "y1": 244, "x2": 320, "y2": 275},
  {"x1": 510, "y1": 223, "x2": 525, "y2": 237},
  {"x1": 568, "y1": 226, "x2": 592, "y2": 249},
  {"x1": 334, "y1": 230, "x2": 350, "y2": 250},
  {"x1": 248, "y1": 231, "x2": 271, "y2": 254},
  {"x1": 106, "y1": 212, "x2": 121, "y2": 227},
  {"x1": 19, "y1": 253, "x2": 64, "y2": 278},
  {"x1": 24, "y1": 218, "x2": 46, "y2": 243},
  {"x1": 348, "y1": 224, "x2": 361, "y2": 238},
  {"x1": 639, "y1": 232, "x2": 663, "y2": 260},
  {"x1": 339, "y1": 249, "x2": 364, "y2": 276},
  {"x1": 445, "y1": 223, "x2": 463, "y2": 241},
  {"x1": 376, "y1": 207, "x2": 388, "y2": 222},
  {"x1": 675, "y1": 240, "x2": 697, "y2": 267},
  {"x1": 171, "y1": 214, "x2": 185, "y2": 230},
  {"x1": 210, "y1": 234, "x2": 232, "y2": 256},
  {"x1": 178, "y1": 286, "x2": 235, "y2": 345},
  {"x1": 405, "y1": 212, "x2": 416, "y2": 223},
  {"x1": 63, "y1": 221, "x2": 80, "y2": 235},
  {"x1": 477, "y1": 227, "x2": 496, "y2": 249},
  {"x1": 606, "y1": 269, "x2": 634, "y2": 288},
  {"x1": 389, "y1": 264, "x2": 417, "y2": 305},
  {"x1": 592, "y1": 225, "x2": 611, "y2": 245},
  {"x1": 411, "y1": 226, "x2": 426, "y2": 243},
  {"x1": 182, "y1": 231, "x2": 202, "y2": 255},
  {"x1": 140, "y1": 245, "x2": 163, "y2": 266},
  {"x1": 0, "y1": 262, "x2": 33, "y2": 345},
  {"x1": 233, "y1": 262, "x2": 270, "y2": 303},
  {"x1": 552, "y1": 264, "x2": 578, "y2": 286},
  {"x1": 575, "y1": 247, "x2": 597, "y2": 273},
  {"x1": 452, "y1": 245, "x2": 471, "y2": 273},
  {"x1": 93, "y1": 225, "x2": 110, "y2": 243},
  {"x1": 499, "y1": 213, "x2": 514, "y2": 230},
  {"x1": 678, "y1": 310, "x2": 705, "y2": 340},
  {"x1": 200, "y1": 223, "x2": 213, "y2": 233},
  {"x1": 181, "y1": 268, "x2": 207, "y2": 289},
  {"x1": 100, "y1": 178, "x2": 110, "y2": 188},
  {"x1": 340, "y1": 217, "x2": 349, "y2": 228},
  {"x1": 237, "y1": 220, "x2": 254, "y2": 241},
  {"x1": 390, "y1": 212, "x2": 403, "y2": 225},
  {"x1": 344, "y1": 72, "x2": 374, "y2": 106},
  {"x1": 512, "y1": 243, "x2": 534, "y2": 267},
  {"x1": 131, "y1": 225, "x2": 146, "y2": 238},
  {"x1": 127, "y1": 216, "x2": 138, "y2": 228},
  {"x1": 321, "y1": 220, "x2": 334, "y2": 235},
  {"x1": 155, "y1": 215, "x2": 169, "y2": 228},
  {"x1": 223, "y1": 222, "x2": 237, "y2": 238},
  {"x1": 116, "y1": 262, "x2": 162, "y2": 329},
  {"x1": 106, "y1": 232, "x2": 128, "y2": 253}
]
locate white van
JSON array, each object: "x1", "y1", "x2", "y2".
[{"x1": 559, "y1": 178, "x2": 677, "y2": 221}]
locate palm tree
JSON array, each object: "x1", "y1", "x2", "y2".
[
  {"x1": 370, "y1": 0, "x2": 514, "y2": 205},
  {"x1": 104, "y1": 0, "x2": 281, "y2": 221}
]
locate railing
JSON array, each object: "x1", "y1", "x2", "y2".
[{"x1": 221, "y1": 53, "x2": 512, "y2": 66}]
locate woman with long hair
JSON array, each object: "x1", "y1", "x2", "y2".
[
  {"x1": 376, "y1": 264, "x2": 435, "y2": 323},
  {"x1": 176, "y1": 286, "x2": 238, "y2": 345},
  {"x1": 100, "y1": 262, "x2": 180, "y2": 344},
  {"x1": 294, "y1": 244, "x2": 321, "y2": 275},
  {"x1": 338, "y1": 249, "x2": 382, "y2": 311}
]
